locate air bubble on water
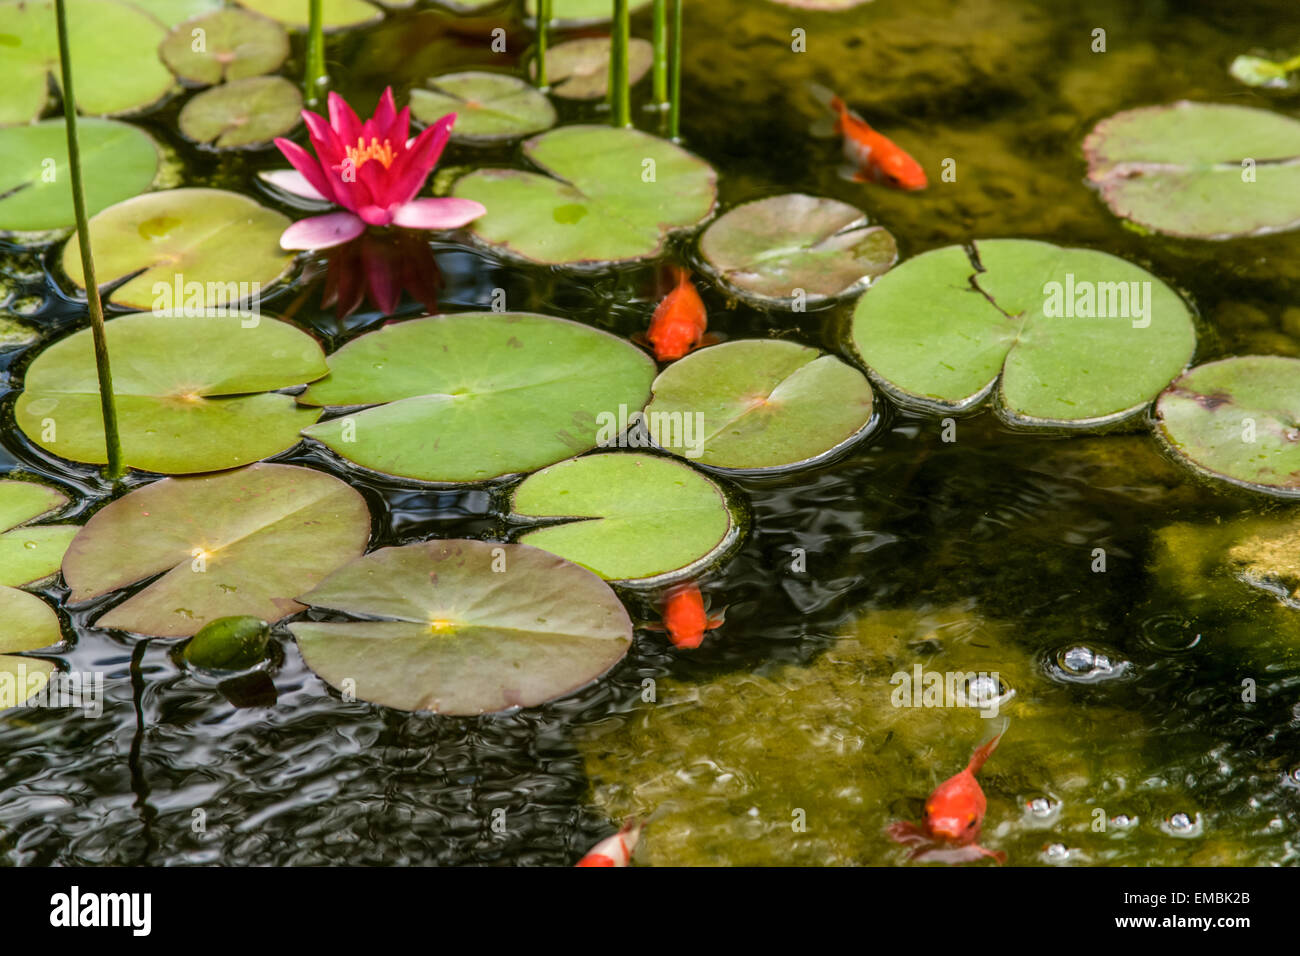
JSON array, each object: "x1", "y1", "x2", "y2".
[
  {"x1": 962, "y1": 673, "x2": 1014, "y2": 711},
  {"x1": 23, "y1": 540, "x2": 37, "y2": 550},
  {"x1": 1049, "y1": 643, "x2": 1131, "y2": 683},
  {"x1": 1043, "y1": 842, "x2": 1076, "y2": 862},
  {"x1": 1023, "y1": 793, "x2": 1062, "y2": 825},
  {"x1": 1110, "y1": 813, "x2": 1137, "y2": 829},
  {"x1": 1138, "y1": 614, "x2": 1202, "y2": 653},
  {"x1": 1160, "y1": 812, "x2": 1202, "y2": 837}
]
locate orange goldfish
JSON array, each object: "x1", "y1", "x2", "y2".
[
  {"x1": 645, "y1": 266, "x2": 709, "y2": 362},
  {"x1": 886, "y1": 727, "x2": 1007, "y2": 864},
  {"x1": 576, "y1": 818, "x2": 641, "y2": 867},
  {"x1": 656, "y1": 582, "x2": 725, "y2": 650},
  {"x1": 810, "y1": 83, "x2": 927, "y2": 191}
]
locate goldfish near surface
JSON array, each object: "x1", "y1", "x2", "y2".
[
  {"x1": 809, "y1": 83, "x2": 927, "y2": 191},
  {"x1": 576, "y1": 819, "x2": 641, "y2": 867},
  {"x1": 644, "y1": 267, "x2": 710, "y2": 362},
  {"x1": 658, "y1": 583, "x2": 725, "y2": 650},
  {"x1": 886, "y1": 727, "x2": 1007, "y2": 864}
]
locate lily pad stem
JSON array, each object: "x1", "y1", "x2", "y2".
[
  {"x1": 669, "y1": 0, "x2": 683, "y2": 139},
  {"x1": 54, "y1": 0, "x2": 125, "y2": 482},
  {"x1": 305, "y1": 0, "x2": 328, "y2": 109},
  {"x1": 609, "y1": 0, "x2": 632, "y2": 127},
  {"x1": 536, "y1": 0, "x2": 551, "y2": 87},
  {"x1": 652, "y1": 0, "x2": 668, "y2": 106}
]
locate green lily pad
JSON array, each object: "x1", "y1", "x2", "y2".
[
  {"x1": 299, "y1": 312, "x2": 656, "y2": 483},
  {"x1": 16, "y1": 312, "x2": 328, "y2": 474},
  {"x1": 453, "y1": 125, "x2": 717, "y2": 266},
  {"x1": 63, "y1": 463, "x2": 370, "y2": 638},
  {"x1": 0, "y1": 119, "x2": 159, "y2": 234},
  {"x1": 290, "y1": 539, "x2": 633, "y2": 714},
  {"x1": 410, "y1": 72, "x2": 556, "y2": 144},
  {"x1": 699, "y1": 194, "x2": 897, "y2": 307},
  {"x1": 179, "y1": 76, "x2": 302, "y2": 149},
  {"x1": 1228, "y1": 54, "x2": 1298, "y2": 90},
  {"x1": 850, "y1": 239, "x2": 1196, "y2": 428},
  {"x1": 525, "y1": 0, "x2": 651, "y2": 25},
  {"x1": 125, "y1": 0, "x2": 221, "y2": 26},
  {"x1": 233, "y1": 0, "x2": 382, "y2": 30},
  {"x1": 160, "y1": 8, "x2": 290, "y2": 84},
  {"x1": 0, "y1": 480, "x2": 77, "y2": 587},
  {"x1": 644, "y1": 339, "x2": 876, "y2": 472},
  {"x1": 438, "y1": 0, "x2": 501, "y2": 11},
  {"x1": 0, "y1": 586, "x2": 59, "y2": 708},
  {"x1": 511, "y1": 452, "x2": 740, "y2": 584},
  {"x1": 1153, "y1": 356, "x2": 1300, "y2": 498},
  {"x1": 61, "y1": 188, "x2": 294, "y2": 310},
  {"x1": 531, "y1": 36, "x2": 654, "y2": 101},
  {"x1": 1083, "y1": 101, "x2": 1300, "y2": 239},
  {"x1": 184, "y1": 615, "x2": 271, "y2": 670},
  {"x1": 0, "y1": 0, "x2": 174, "y2": 126}
]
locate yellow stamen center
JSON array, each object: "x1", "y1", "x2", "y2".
[
  {"x1": 345, "y1": 136, "x2": 396, "y2": 170},
  {"x1": 428, "y1": 618, "x2": 458, "y2": 633}
]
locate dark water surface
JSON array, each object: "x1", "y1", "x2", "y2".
[{"x1": 1, "y1": 0, "x2": 1299, "y2": 865}]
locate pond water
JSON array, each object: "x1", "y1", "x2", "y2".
[{"x1": 1, "y1": 0, "x2": 1299, "y2": 865}]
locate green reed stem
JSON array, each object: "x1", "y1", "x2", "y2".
[
  {"x1": 54, "y1": 0, "x2": 124, "y2": 481},
  {"x1": 609, "y1": 0, "x2": 631, "y2": 127},
  {"x1": 305, "y1": 0, "x2": 327, "y2": 108},
  {"x1": 669, "y1": 0, "x2": 682, "y2": 139},
  {"x1": 536, "y1": 0, "x2": 551, "y2": 87},
  {"x1": 652, "y1": 0, "x2": 668, "y2": 106}
]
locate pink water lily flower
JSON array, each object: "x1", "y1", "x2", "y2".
[{"x1": 271, "y1": 87, "x2": 485, "y2": 251}]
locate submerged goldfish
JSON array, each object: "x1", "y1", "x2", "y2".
[
  {"x1": 649, "y1": 582, "x2": 725, "y2": 650},
  {"x1": 810, "y1": 83, "x2": 927, "y2": 191},
  {"x1": 576, "y1": 818, "x2": 641, "y2": 867},
  {"x1": 644, "y1": 266, "x2": 710, "y2": 362},
  {"x1": 886, "y1": 726, "x2": 1007, "y2": 864}
]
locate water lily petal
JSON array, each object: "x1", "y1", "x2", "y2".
[
  {"x1": 372, "y1": 87, "x2": 398, "y2": 140},
  {"x1": 273, "y1": 139, "x2": 335, "y2": 203},
  {"x1": 358, "y1": 204, "x2": 396, "y2": 227},
  {"x1": 391, "y1": 197, "x2": 487, "y2": 230},
  {"x1": 391, "y1": 105, "x2": 411, "y2": 153},
  {"x1": 280, "y1": 211, "x2": 367, "y2": 250},
  {"x1": 261, "y1": 167, "x2": 329, "y2": 202},
  {"x1": 389, "y1": 113, "x2": 455, "y2": 205},
  {"x1": 328, "y1": 91, "x2": 363, "y2": 146}
]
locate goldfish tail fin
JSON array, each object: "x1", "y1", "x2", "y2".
[
  {"x1": 807, "y1": 81, "x2": 838, "y2": 110},
  {"x1": 706, "y1": 605, "x2": 727, "y2": 629},
  {"x1": 809, "y1": 116, "x2": 837, "y2": 139},
  {"x1": 619, "y1": 816, "x2": 642, "y2": 846},
  {"x1": 966, "y1": 719, "x2": 1009, "y2": 775}
]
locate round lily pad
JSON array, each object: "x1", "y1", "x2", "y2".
[
  {"x1": 16, "y1": 312, "x2": 328, "y2": 474},
  {"x1": 179, "y1": 76, "x2": 302, "y2": 149},
  {"x1": 1154, "y1": 356, "x2": 1300, "y2": 498},
  {"x1": 0, "y1": 586, "x2": 59, "y2": 708},
  {"x1": 299, "y1": 312, "x2": 656, "y2": 483},
  {"x1": 850, "y1": 239, "x2": 1197, "y2": 428},
  {"x1": 453, "y1": 125, "x2": 717, "y2": 266},
  {"x1": 160, "y1": 8, "x2": 290, "y2": 84},
  {"x1": 126, "y1": 0, "x2": 221, "y2": 27},
  {"x1": 645, "y1": 339, "x2": 876, "y2": 472},
  {"x1": 0, "y1": 480, "x2": 78, "y2": 587},
  {"x1": 525, "y1": 0, "x2": 651, "y2": 25},
  {"x1": 0, "y1": 0, "x2": 174, "y2": 126},
  {"x1": 63, "y1": 463, "x2": 370, "y2": 638},
  {"x1": 290, "y1": 539, "x2": 633, "y2": 714},
  {"x1": 61, "y1": 188, "x2": 294, "y2": 310},
  {"x1": 233, "y1": 0, "x2": 382, "y2": 30},
  {"x1": 511, "y1": 452, "x2": 740, "y2": 584},
  {"x1": 1084, "y1": 101, "x2": 1300, "y2": 239},
  {"x1": 699, "y1": 194, "x2": 897, "y2": 308},
  {"x1": 410, "y1": 72, "x2": 556, "y2": 144},
  {"x1": 532, "y1": 36, "x2": 654, "y2": 101},
  {"x1": 0, "y1": 119, "x2": 159, "y2": 233}
]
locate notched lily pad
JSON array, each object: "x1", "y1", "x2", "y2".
[
  {"x1": 453, "y1": 125, "x2": 717, "y2": 266},
  {"x1": 410, "y1": 72, "x2": 556, "y2": 144},
  {"x1": 179, "y1": 75, "x2": 302, "y2": 149},
  {"x1": 299, "y1": 312, "x2": 655, "y2": 484},
  {"x1": 645, "y1": 339, "x2": 876, "y2": 472},
  {"x1": 290, "y1": 539, "x2": 633, "y2": 714},
  {"x1": 160, "y1": 7, "x2": 289, "y2": 84},
  {"x1": 525, "y1": 0, "x2": 651, "y2": 26},
  {"x1": 699, "y1": 194, "x2": 897, "y2": 307},
  {"x1": 850, "y1": 239, "x2": 1196, "y2": 428},
  {"x1": 532, "y1": 36, "x2": 654, "y2": 101},
  {"x1": 1154, "y1": 355, "x2": 1300, "y2": 498},
  {"x1": 63, "y1": 463, "x2": 370, "y2": 638},
  {"x1": 511, "y1": 452, "x2": 740, "y2": 585},
  {"x1": 0, "y1": 480, "x2": 78, "y2": 587},
  {"x1": 0, "y1": 586, "x2": 59, "y2": 708},
  {"x1": 1084, "y1": 101, "x2": 1300, "y2": 239},
  {"x1": 0, "y1": 119, "x2": 160, "y2": 234},
  {"x1": 234, "y1": 0, "x2": 382, "y2": 30},
  {"x1": 61, "y1": 188, "x2": 294, "y2": 309},
  {"x1": 17, "y1": 313, "x2": 328, "y2": 474}
]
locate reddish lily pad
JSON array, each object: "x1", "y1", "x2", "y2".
[
  {"x1": 1154, "y1": 356, "x2": 1300, "y2": 498},
  {"x1": 159, "y1": 8, "x2": 289, "y2": 84},
  {"x1": 289, "y1": 539, "x2": 633, "y2": 714},
  {"x1": 179, "y1": 76, "x2": 302, "y2": 149},
  {"x1": 0, "y1": 480, "x2": 78, "y2": 588},
  {"x1": 1084, "y1": 101, "x2": 1300, "y2": 239},
  {"x1": 532, "y1": 36, "x2": 654, "y2": 101},
  {"x1": 699, "y1": 194, "x2": 897, "y2": 308},
  {"x1": 63, "y1": 463, "x2": 371, "y2": 638}
]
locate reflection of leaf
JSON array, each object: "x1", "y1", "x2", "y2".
[
  {"x1": 453, "y1": 126, "x2": 717, "y2": 266},
  {"x1": 0, "y1": 480, "x2": 77, "y2": 588},
  {"x1": 17, "y1": 313, "x2": 327, "y2": 474},
  {"x1": 1154, "y1": 356, "x2": 1300, "y2": 498},
  {"x1": 851, "y1": 239, "x2": 1196, "y2": 427},
  {"x1": 646, "y1": 339, "x2": 876, "y2": 471},
  {"x1": 512, "y1": 453, "x2": 739, "y2": 583},
  {"x1": 291, "y1": 539, "x2": 633, "y2": 714},
  {"x1": 1084, "y1": 101, "x2": 1300, "y2": 239},
  {"x1": 63, "y1": 464, "x2": 370, "y2": 638},
  {"x1": 300, "y1": 313, "x2": 655, "y2": 483},
  {"x1": 179, "y1": 76, "x2": 302, "y2": 149},
  {"x1": 411, "y1": 72, "x2": 556, "y2": 143}
]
